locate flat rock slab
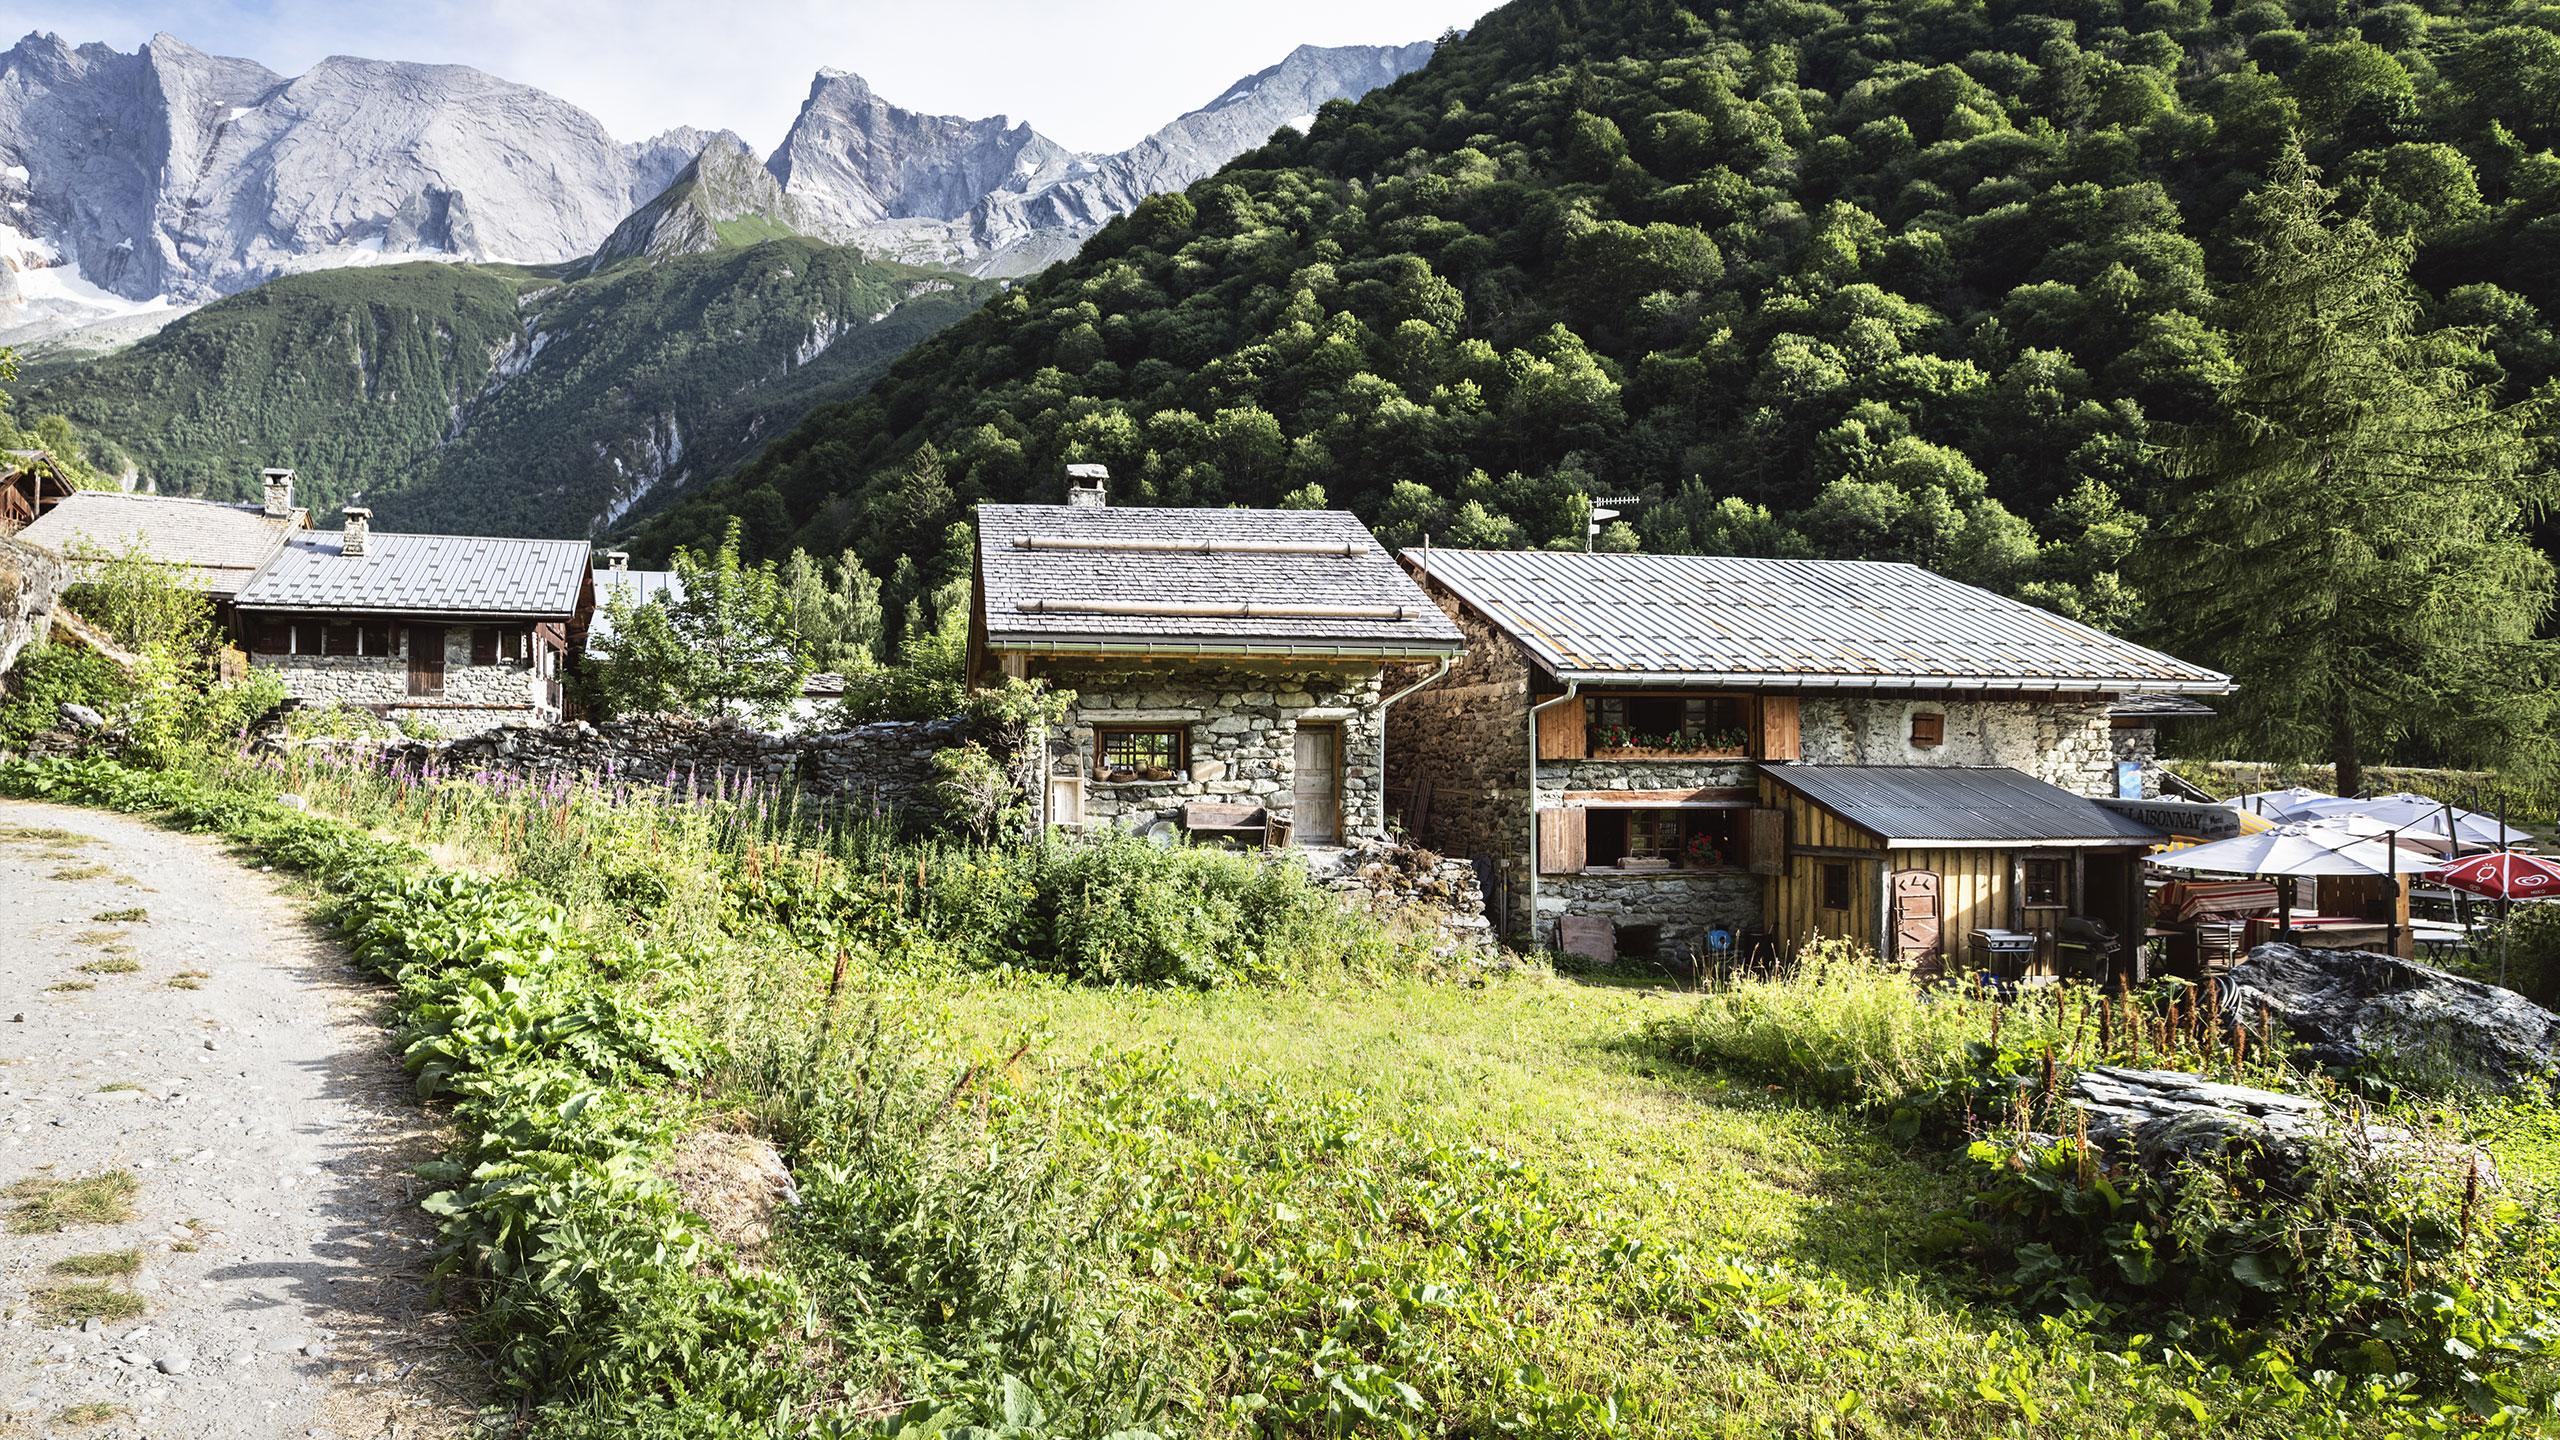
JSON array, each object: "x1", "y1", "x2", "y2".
[
  {"x1": 2226, "y1": 943, "x2": 2560, "y2": 1088},
  {"x1": 0, "y1": 799, "x2": 476, "y2": 1437},
  {"x1": 2070, "y1": 1065, "x2": 2335, "y2": 1170}
]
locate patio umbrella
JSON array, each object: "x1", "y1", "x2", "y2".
[
  {"x1": 2433, "y1": 849, "x2": 2560, "y2": 901},
  {"x1": 2228, "y1": 786, "x2": 2339, "y2": 821},
  {"x1": 2148, "y1": 822, "x2": 2413, "y2": 935},
  {"x1": 2297, "y1": 792, "x2": 2529, "y2": 849}
]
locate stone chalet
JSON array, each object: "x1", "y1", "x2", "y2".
[
  {"x1": 970, "y1": 472, "x2": 1463, "y2": 846},
  {"x1": 1388, "y1": 549, "x2": 2232, "y2": 974},
  {"x1": 13, "y1": 469, "x2": 310, "y2": 629},
  {"x1": 233, "y1": 508, "x2": 592, "y2": 736}
]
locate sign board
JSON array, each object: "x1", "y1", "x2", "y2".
[{"x1": 2096, "y1": 797, "x2": 2252, "y2": 843}]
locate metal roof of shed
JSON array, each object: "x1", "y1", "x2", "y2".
[
  {"x1": 1764, "y1": 765, "x2": 2166, "y2": 845},
  {"x1": 15, "y1": 490, "x2": 298, "y2": 597},
  {"x1": 235, "y1": 531, "x2": 591, "y2": 617},
  {"x1": 977, "y1": 504, "x2": 1463, "y2": 657},
  {"x1": 1405, "y1": 549, "x2": 2229, "y2": 693}
]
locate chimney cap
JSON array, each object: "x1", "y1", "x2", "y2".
[
  {"x1": 341, "y1": 506, "x2": 373, "y2": 519},
  {"x1": 1065, "y1": 463, "x2": 1110, "y2": 480},
  {"x1": 261, "y1": 466, "x2": 296, "y2": 479}
]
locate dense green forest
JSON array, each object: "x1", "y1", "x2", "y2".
[
  {"x1": 633, "y1": 0, "x2": 2560, "y2": 769},
  {"x1": 25, "y1": 242, "x2": 994, "y2": 536}
]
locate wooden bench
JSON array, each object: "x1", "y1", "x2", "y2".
[{"x1": 1182, "y1": 801, "x2": 1270, "y2": 848}]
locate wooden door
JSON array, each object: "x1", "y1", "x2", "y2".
[
  {"x1": 1292, "y1": 723, "x2": 1342, "y2": 844},
  {"x1": 1893, "y1": 869, "x2": 1943, "y2": 972},
  {"x1": 406, "y1": 624, "x2": 445, "y2": 698}
]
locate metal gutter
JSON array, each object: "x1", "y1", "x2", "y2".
[
  {"x1": 1371, "y1": 656, "x2": 1453, "y2": 840},
  {"x1": 1550, "y1": 669, "x2": 2235, "y2": 694},
  {"x1": 1525, "y1": 680, "x2": 1583, "y2": 950},
  {"x1": 988, "y1": 635, "x2": 1463, "y2": 661}
]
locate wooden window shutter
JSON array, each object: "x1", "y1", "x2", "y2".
[
  {"x1": 1745, "y1": 806, "x2": 1788, "y2": 876},
  {"x1": 1536, "y1": 695, "x2": 1588, "y2": 760},
  {"x1": 256, "y1": 620, "x2": 287, "y2": 655},
  {"x1": 471, "y1": 627, "x2": 498, "y2": 665},
  {"x1": 1536, "y1": 807, "x2": 1587, "y2": 875},
  {"x1": 1759, "y1": 696, "x2": 1800, "y2": 761}
]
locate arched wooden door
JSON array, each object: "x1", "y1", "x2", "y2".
[{"x1": 1892, "y1": 869, "x2": 1943, "y2": 973}]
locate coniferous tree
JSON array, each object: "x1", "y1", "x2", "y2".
[{"x1": 2146, "y1": 146, "x2": 2557, "y2": 791}]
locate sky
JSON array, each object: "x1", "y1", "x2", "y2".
[{"x1": 15, "y1": 0, "x2": 1499, "y2": 154}]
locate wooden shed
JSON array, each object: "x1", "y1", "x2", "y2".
[{"x1": 1758, "y1": 765, "x2": 2167, "y2": 978}]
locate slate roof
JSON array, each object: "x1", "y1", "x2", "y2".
[
  {"x1": 977, "y1": 504, "x2": 1463, "y2": 656},
  {"x1": 14, "y1": 491, "x2": 299, "y2": 597},
  {"x1": 1764, "y1": 765, "x2": 2166, "y2": 845},
  {"x1": 1405, "y1": 549, "x2": 2230, "y2": 693},
  {"x1": 2107, "y1": 693, "x2": 2217, "y2": 719},
  {"x1": 235, "y1": 531, "x2": 591, "y2": 617}
]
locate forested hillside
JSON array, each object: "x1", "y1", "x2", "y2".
[
  {"x1": 26, "y1": 242, "x2": 994, "y2": 535},
  {"x1": 634, "y1": 0, "x2": 2560, "y2": 706}
]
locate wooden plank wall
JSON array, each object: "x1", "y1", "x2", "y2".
[
  {"x1": 1759, "y1": 776, "x2": 1884, "y2": 953},
  {"x1": 1893, "y1": 847, "x2": 2014, "y2": 971}
]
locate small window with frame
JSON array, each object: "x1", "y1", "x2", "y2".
[
  {"x1": 1820, "y1": 861, "x2": 1853, "y2": 911},
  {"x1": 2024, "y1": 858, "x2": 2066, "y2": 909},
  {"x1": 1094, "y1": 725, "x2": 1186, "y2": 782},
  {"x1": 1910, "y1": 711, "x2": 1945, "y2": 749}
]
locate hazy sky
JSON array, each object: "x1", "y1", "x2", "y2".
[{"x1": 16, "y1": 0, "x2": 1497, "y2": 153}]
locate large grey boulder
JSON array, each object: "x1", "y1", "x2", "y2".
[
  {"x1": 2224, "y1": 944, "x2": 2560, "y2": 1089},
  {"x1": 2070, "y1": 1065, "x2": 2338, "y2": 1170}
]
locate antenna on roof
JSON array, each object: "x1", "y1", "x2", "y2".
[{"x1": 1588, "y1": 495, "x2": 1641, "y2": 552}]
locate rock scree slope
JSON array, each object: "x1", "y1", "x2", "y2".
[{"x1": 0, "y1": 799, "x2": 474, "y2": 1437}]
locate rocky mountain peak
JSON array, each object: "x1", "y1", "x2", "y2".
[{"x1": 589, "y1": 136, "x2": 804, "y2": 269}]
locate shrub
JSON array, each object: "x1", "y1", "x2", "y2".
[{"x1": 0, "y1": 645, "x2": 130, "y2": 746}]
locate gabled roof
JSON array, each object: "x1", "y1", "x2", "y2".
[
  {"x1": 1764, "y1": 765, "x2": 2165, "y2": 845},
  {"x1": 976, "y1": 504, "x2": 1463, "y2": 658},
  {"x1": 236, "y1": 531, "x2": 591, "y2": 617},
  {"x1": 15, "y1": 490, "x2": 297, "y2": 597},
  {"x1": 1404, "y1": 549, "x2": 2230, "y2": 694}
]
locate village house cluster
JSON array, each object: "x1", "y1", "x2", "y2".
[{"x1": 6, "y1": 457, "x2": 2241, "y2": 975}]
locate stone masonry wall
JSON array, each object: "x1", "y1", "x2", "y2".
[
  {"x1": 0, "y1": 538, "x2": 63, "y2": 678},
  {"x1": 255, "y1": 627, "x2": 552, "y2": 737},
  {"x1": 1040, "y1": 660, "x2": 1385, "y2": 839},
  {"x1": 1384, "y1": 581, "x2": 1535, "y2": 929},
  {"x1": 1797, "y1": 697, "x2": 2117, "y2": 796},
  {"x1": 1537, "y1": 757, "x2": 1753, "y2": 798},
  {"x1": 1538, "y1": 868, "x2": 1762, "y2": 959}
]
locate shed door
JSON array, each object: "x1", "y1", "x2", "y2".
[
  {"x1": 1893, "y1": 869, "x2": 1943, "y2": 971},
  {"x1": 1293, "y1": 724, "x2": 1341, "y2": 845},
  {"x1": 406, "y1": 624, "x2": 445, "y2": 698}
]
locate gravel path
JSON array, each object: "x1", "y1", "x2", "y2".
[{"x1": 0, "y1": 800, "x2": 478, "y2": 1438}]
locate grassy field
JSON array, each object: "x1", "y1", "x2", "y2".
[{"x1": 13, "y1": 750, "x2": 2552, "y2": 1437}]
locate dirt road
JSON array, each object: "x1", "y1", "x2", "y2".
[{"x1": 0, "y1": 800, "x2": 475, "y2": 1438}]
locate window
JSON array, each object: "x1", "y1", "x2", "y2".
[
  {"x1": 1094, "y1": 726, "x2": 1185, "y2": 780},
  {"x1": 255, "y1": 620, "x2": 288, "y2": 655},
  {"x1": 325, "y1": 621, "x2": 358, "y2": 656},
  {"x1": 2024, "y1": 858, "x2": 2066, "y2": 909},
  {"x1": 1588, "y1": 693, "x2": 1751, "y2": 753},
  {"x1": 1820, "y1": 861, "x2": 1853, "y2": 911},
  {"x1": 1581, "y1": 808, "x2": 1739, "y2": 869},
  {"x1": 1910, "y1": 711, "x2": 1945, "y2": 748}
]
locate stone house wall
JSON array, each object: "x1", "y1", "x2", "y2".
[
  {"x1": 1038, "y1": 660, "x2": 1386, "y2": 840},
  {"x1": 1796, "y1": 697, "x2": 2118, "y2": 796},
  {"x1": 0, "y1": 538, "x2": 63, "y2": 678},
  {"x1": 1537, "y1": 868, "x2": 1762, "y2": 960},
  {"x1": 253, "y1": 625, "x2": 556, "y2": 737},
  {"x1": 1384, "y1": 582, "x2": 1535, "y2": 919}
]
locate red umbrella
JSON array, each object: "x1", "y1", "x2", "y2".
[{"x1": 2433, "y1": 850, "x2": 2560, "y2": 900}]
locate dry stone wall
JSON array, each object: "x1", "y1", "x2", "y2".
[{"x1": 1538, "y1": 868, "x2": 1761, "y2": 959}]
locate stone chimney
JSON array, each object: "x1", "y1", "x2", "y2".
[
  {"x1": 606, "y1": 549, "x2": 629, "y2": 573},
  {"x1": 261, "y1": 467, "x2": 295, "y2": 518},
  {"x1": 1065, "y1": 463, "x2": 1109, "y2": 508},
  {"x1": 341, "y1": 507, "x2": 372, "y2": 558}
]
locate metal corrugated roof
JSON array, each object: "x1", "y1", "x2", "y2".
[
  {"x1": 1765, "y1": 765, "x2": 2166, "y2": 844},
  {"x1": 15, "y1": 491, "x2": 296, "y2": 597},
  {"x1": 978, "y1": 504, "x2": 1464, "y2": 655},
  {"x1": 236, "y1": 531, "x2": 591, "y2": 617},
  {"x1": 590, "y1": 568, "x2": 682, "y2": 641},
  {"x1": 1406, "y1": 549, "x2": 2230, "y2": 693}
]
